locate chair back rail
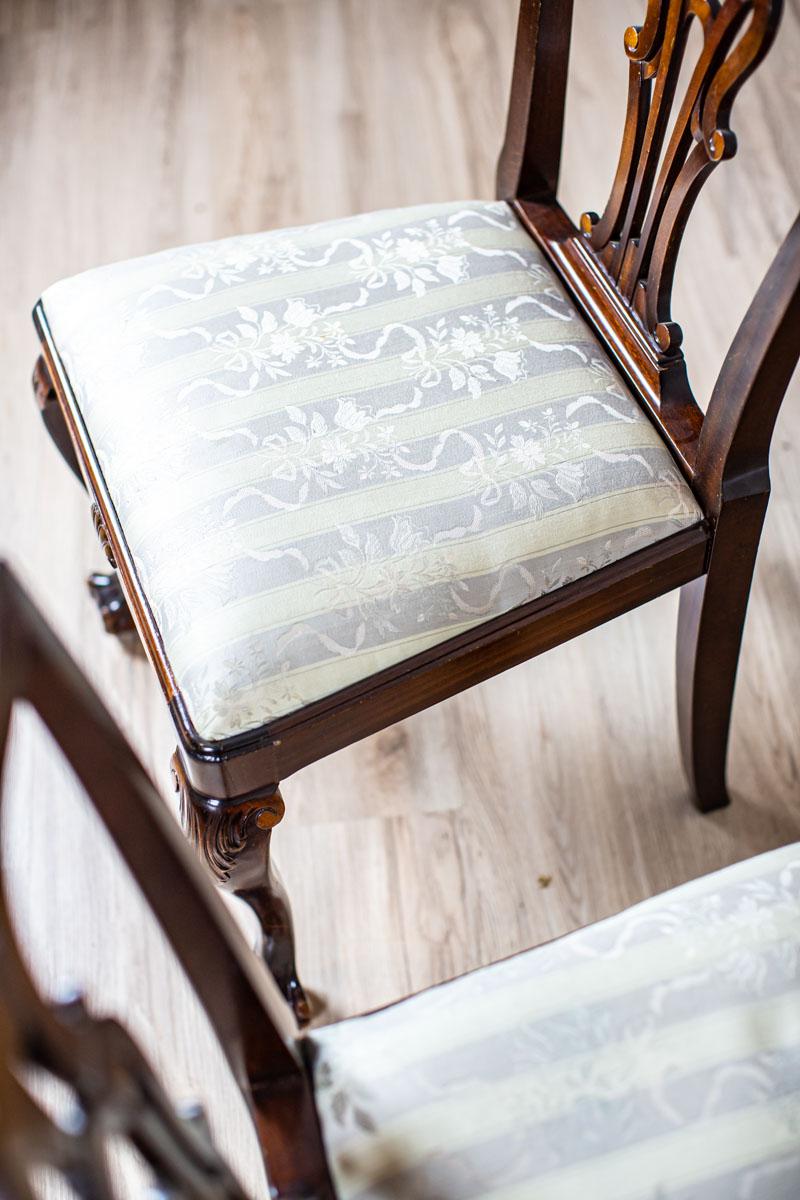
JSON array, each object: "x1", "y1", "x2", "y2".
[
  {"x1": 0, "y1": 564, "x2": 334, "y2": 1199},
  {"x1": 499, "y1": 0, "x2": 799, "y2": 509},
  {"x1": 495, "y1": 0, "x2": 574, "y2": 202},
  {"x1": 696, "y1": 210, "x2": 800, "y2": 511}
]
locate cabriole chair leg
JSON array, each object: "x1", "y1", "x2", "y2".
[
  {"x1": 171, "y1": 752, "x2": 311, "y2": 1026},
  {"x1": 676, "y1": 495, "x2": 769, "y2": 814}
]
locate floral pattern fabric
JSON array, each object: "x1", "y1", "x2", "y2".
[
  {"x1": 42, "y1": 201, "x2": 702, "y2": 740},
  {"x1": 309, "y1": 844, "x2": 800, "y2": 1200}
]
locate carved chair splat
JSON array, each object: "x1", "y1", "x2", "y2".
[{"x1": 30, "y1": 0, "x2": 800, "y2": 1012}]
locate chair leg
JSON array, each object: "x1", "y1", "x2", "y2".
[
  {"x1": 87, "y1": 571, "x2": 137, "y2": 636},
  {"x1": 33, "y1": 355, "x2": 143, "y2": 644},
  {"x1": 32, "y1": 354, "x2": 84, "y2": 484},
  {"x1": 171, "y1": 753, "x2": 311, "y2": 1026},
  {"x1": 676, "y1": 495, "x2": 768, "y2": 813}
]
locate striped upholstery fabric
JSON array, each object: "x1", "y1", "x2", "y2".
[
  {"x1": 42, "y1": 201, "x2": 702, "y2": 741},
  {"x1": 309, "y1": 844, "x2": 800, "y2": 1200}
]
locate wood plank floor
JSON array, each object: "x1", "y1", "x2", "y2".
[{"x1": 1, "y1": 1, "x2": 799, "y2": 1191}]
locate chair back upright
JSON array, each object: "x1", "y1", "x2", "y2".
[
  {"x1": 0, "y1": 564, "x2": 334, "y2": 1200},
  {"x1": 499, "y1": 0, "x2": 800, "y2": 518}
]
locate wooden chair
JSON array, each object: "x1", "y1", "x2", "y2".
[
  {"x1": 0, "y1": 562, "x2": 332, "y2": 1200},
  {"x1": 30, "y1": 0, "x2": 800, "y2": 1022},
  {"x1": 3, "y1": 560, "x2": 800, "y2": 1200}
]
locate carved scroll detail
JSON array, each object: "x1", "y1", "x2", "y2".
[
  {"x1": 172, "y1": 755, "x2": 310, "y2": 1024},
  {"x1": 176, "y1": 772, "x2": 286, "y2": 887},
  {"x1": 91, "y1": 502, "x2": 117, "y2": 570},
  {"x1": 581, "y1": 0, "x2": 782, "y2": 354}
]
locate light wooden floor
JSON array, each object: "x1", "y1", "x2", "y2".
[{"x1": 1, "y1": 0, "x2": 799, "y2": 1191}]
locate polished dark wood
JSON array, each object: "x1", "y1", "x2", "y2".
[
  {"x1": 511, "y1": 198, "x2": 704, "y2": 471},
  {"x1": 164, "y1": 526, "x2": 709, "y2": 796},
  {"x1": 676, "y1": 492, "x2": 768, "y2": 811},
  {"x1": 580, "y1": 0, "x2": 782, "y2": 359},
  {"x1": 496, "y1": 0, "x2": 574, "y2": 201},
  {"x1": 677, "y1": 211, "x2": 800, "y2": 809},
  {"x1": 497, "y1": 0, "x2": 798, "y2": 818},
  {"x1": 0, "y1": 563, "x2": 334, "y2": 1200},
  {"x1": 507, "y1": 0, "x2": 785, "y2": 476},
  {"x1": 32, "y1": 353, "x2": 82, "y2": 483},
  {"x1": 0, "y1": 988, "x2": 251, "y2": 1200},
  {"x1": 30, "y1": 1, "x2": 800, "y2": 973},
  {"x1": 173, "y1": 753, "x2": 311, "y2": 1026},
  {"x1": 34, "y1": 352, "x2": 139, "y2": 642},
  {"x1": 87, "y1": 570, "x2": 137, "y2": 636},
  {"x1": 694, "y1": 210, "x2": 800, "y2": 516}
]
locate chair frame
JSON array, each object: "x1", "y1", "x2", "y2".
[
  {"x1": 0, "y1": 562, "x2": 335, "y2": 1199},
  {"x1": 30, "y1": 0, "x2": 800, "y2": 1021}
]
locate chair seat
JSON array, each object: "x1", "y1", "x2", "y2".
[
  {"x1": 309, "y1": 844, "x2": 800, "y2": 1200},
  {"x1": 42, "y1": 200, "x2": 702, "y2": 741}
]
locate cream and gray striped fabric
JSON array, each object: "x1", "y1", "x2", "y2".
[
  {"x1": 42, "y1": 201, "x2": 702, "y2": 741},
  {"x1": 309, "y1": 844, "x2": 800, "y2": 1200}
]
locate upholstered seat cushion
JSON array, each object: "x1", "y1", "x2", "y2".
[
  {"x1": 309, "y1": 844, "x2": 800, "y2": 1200},
  {"x1": 42, "y1": 200, "x2": 702, "y2": 740}
]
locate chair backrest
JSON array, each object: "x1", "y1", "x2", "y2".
[
  {"x1": 0, "y1": 564, "x2": 334, "y2": 1199},
  {"x1": 498, "y1": 0, "x2": 800, "y2": 518}
]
